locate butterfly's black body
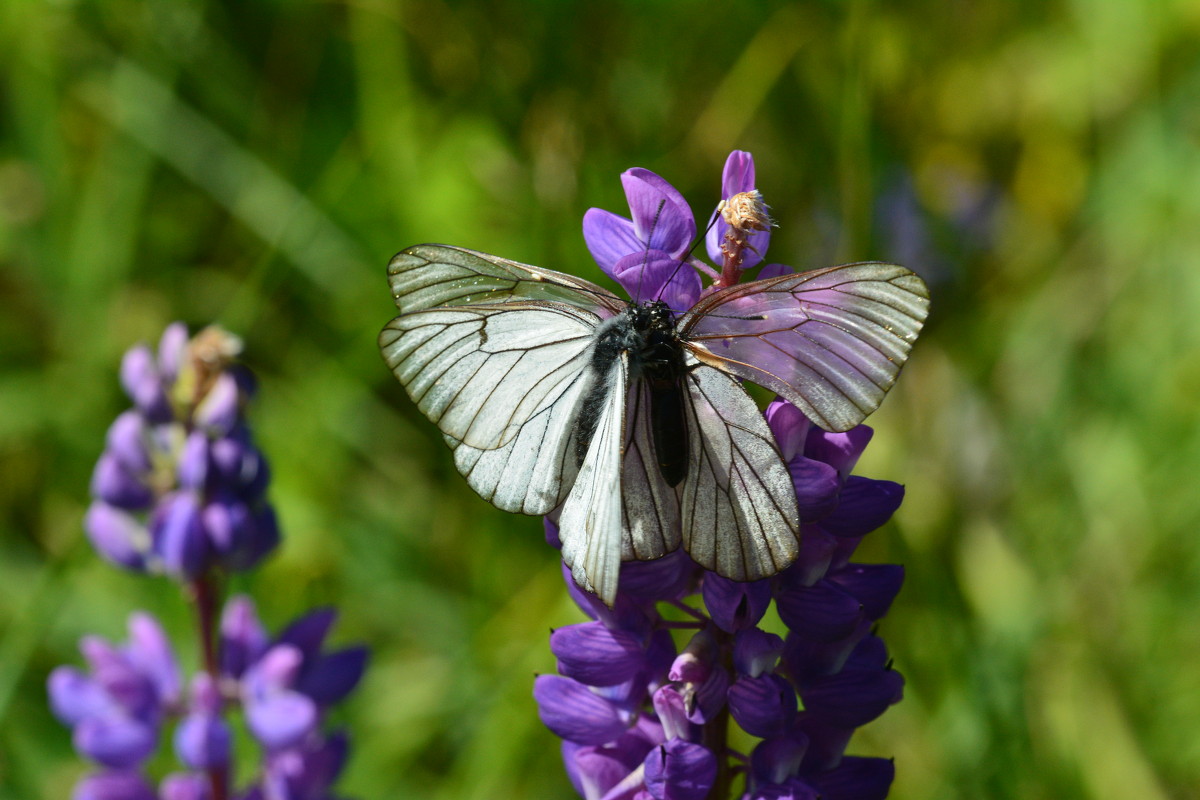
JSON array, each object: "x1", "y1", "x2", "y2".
[{"x1": 575, "y1": 301, "x2": 689, "y2": 486}]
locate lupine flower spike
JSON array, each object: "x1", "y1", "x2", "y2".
[
  {"x1": 535, "y1": 152, "x2": 919, "y2": 800},
  {"x1": 52, "y1": 323, "x2": 367, "y2": 800}
]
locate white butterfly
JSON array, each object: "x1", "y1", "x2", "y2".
[{"x1": 379, "y1": 245, "x2": 928, "y2": 605}]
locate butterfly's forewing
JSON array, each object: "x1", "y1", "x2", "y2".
[
  {"x1": 381, "y1": 245, "x2": 625, "y2": 516},
  {"x1": 389, "y1": 244, "x2": 626, "y2": 315},
  {"x1": 381, "y1": 304, "x2": 600, "y2": 453},
  {"x1": 680, "y1": 263, "x2": 929, "y2": 432},
  {"x1": 679, "y1": 355, "x2": 801, "y2": 579},
  {"x1": 558, "y1": 353, "x2": 629, "y2": 604}
]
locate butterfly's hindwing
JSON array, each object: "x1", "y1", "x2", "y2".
[
  {"x1": 558, "y1": 353, "x2": 629, "y2": 604},
  {"x1": 619, "y1": 381, "x2": 682, "y2": 563},
  {"x1": 679, "y1": 356, "x2": 800, "y2": 580}
]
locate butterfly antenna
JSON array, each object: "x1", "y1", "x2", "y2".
[
  {"x1": 656, "y1": 201, "x2": 724, "y2": 313},
  {"x1": 633, "y1": 199, "x2": 668, "y2": 304}
]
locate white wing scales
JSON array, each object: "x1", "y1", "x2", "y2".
[{"x1": 380, "y1": 304, "x2": 599, "y2": 450}]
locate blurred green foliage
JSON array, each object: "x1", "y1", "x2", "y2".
[{"x1": 2, "y1": 0, "x2": 1199, "y2": 797}]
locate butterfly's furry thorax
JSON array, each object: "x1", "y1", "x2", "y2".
[{"x1": 577, "y1": 302, "x2": 690, "y2": 486}]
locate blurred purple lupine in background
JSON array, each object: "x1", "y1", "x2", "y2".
[
  {"x1": 536, "y1": 153, "x2": 911, "y2": 799},
  {"x1": 49, "y1": 324, "x2": 367, "y2": 800}
]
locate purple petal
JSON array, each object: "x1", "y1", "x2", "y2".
[
  {"x1": 126, "y1": 612, "x2": 180, "y2": 705},
  {"x1": 845, "y1": 635, "x2": 890, "y2": 672},
  {"x1": 74, "y1": 715, "x2": 158, "y2": 769},
  {"x1": 804, "y1": 426, "x2": 874, "y2": 477},
  {"x1": 783, "y1": 620, "x2": 872, "y2": 684},
  {"x1": 701, "y1": 574, "x2": 771, "y2": 633},
  {"x1": 48, "y1": 667, "x2": 112, "y2": 726},
  {"x1": 157, "y1": 323, "x2": 190, "y2": 383},
  {"x1": 787, "y1": 525, "x2": 839, "y2": 587},
  {"x1": 651, "y1": 685, "x2": 692, "y2": 742},
  {"x1": 568, "y1": 727, "x2": 658, "y2": 800},
  {"x1": 176, "y1": 432, "x2": 209, "y2": 491},
  {"x1": 158, "y1": 773, "x2": 212, "y2": 800},
  {"x1": 826, "y1": 564, "x2": 904, "y2": 621},
  {"x1": 788, "y1": 456, "x2": 841, "y2": 523},
  {"x1": 174, "y1": 711, "x2": 231, "y2": 770},
  {"x1": 79, "y1": 638, "x2": 156, "y2": 719},
  {"x1": 619, "y1": 550, "x2": 695, "y2": 603},
  {"x1": 757, "y1": 262, "x2": 794, "y2": 280},
  {"x1": 610, "y1": 250, "x2": 702, "y2": 309},
  {"x1": 245, "y1": 689, "x2": 318, "y2": 751},
  {"x1": 552, "y1": 623, "x2": 647, "y2": 687},
  {"x1": 583, "y1": 208, "x2": 644, "y2": 274},
  {"x1": 559, "y1": 559, "x2": 654, "y2": 636},
  {"x1": 765, "y1": 398, "x2": 811, "y2": 462},
  {"x1": 246, "y1": 645, "x2": 303, "y2": 692},
  {"x1": 642, "y1": 739, "x2": 717, "y2": 800},
  {"x1": 668, "y1": 629, "x2": 717, "y2": 684},
  {"x1": 84, "y1": 502, "x2": 148, "y2": 571},
  {"x1": 105, "y1": 412, "x2": 151, "y2": 474},
  {"x1": 721, "y1": 151, "x2": 757, "y2": 198},
  {"x1": 727, "y1": 674, "x2": 798, "y2": 738},
  {"x1": 188, "y1": 673, "x2": 222, "y2": 715},
  {"x1": 732, "y1": 629, "x2": 785, "y2": 678},
  {"x1": 798, "y1": 668, "x2": 904, "y2": 729},
  {"x1": 688, "y1": 665, "x2": 730, "y2": 725},
  {"x1": 295, "y1": 646, "x2": 369, "y2": 705},
  {"x1": 90, "y1": 454, "x2": 153, "y2": 510},
  {"x1": 151, "y1": 493, "x2": 208, "y2": 578},
  {"x1": 219, "y1": 595, "x2": 268, "y2": 679},
  {"x1": 705, "y1": 151, "x2": 770, "y2": 269},
  {"x1": 236, "y1": 504, "x2": 280, "y2": 569},
  {"x1": 71, "y1": 771, "x2": 157, "y2": 800},
  {"x1": 534, "y1": 675, "x2": 629, "y2": 745},
  {"x1": 120, "y1": 345, "x2": 169, "y2": 420},
  {"x1": 277, "y1": 608, "x2": 336, "y2": 661},
  {"x1": 807, "y1": 756, "x2": 894, "y2": 800},
  {"x1": 621, "y1": 168, "x2": 695, "y2": 258},
  {"x1": 775, "y1": 580, "x2": 864, "y2": 642},
  {"x1": 795, "y1": 716, "x2": 854, "y2": 772},
  {"x1": 750, "y1": 734, "x2": 810, "y2": 787},
  {"x1": 818, "y1": 478, "x2": 904, "y2": 538}
]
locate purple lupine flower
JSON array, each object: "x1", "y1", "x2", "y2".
[
  {"x1": 538, "y1": 152, "x2": 910, "y2": 800},
  {"x1": 238, "y1": 730, "x2": 350, "y2": 800},
  {"x1": 582, "y1": 168, "x2": 704, "y2": 310},
  {"x1": 538, "y1": 409, "x2": 907, "y2": 799},
  {"x1": 705, "y1": 150, "x2": 773, "y2": 276},
  {"x1": 48, "y1": 613, "x2": 180, "y2": 769},
  {"x1": 84, "y1": 324, "x2": 279, "y2": 578},
  {"x1": 219, "y1": 596, "x2": 368, "y2": 753},
  {"x1": 70, "y1": 770, "x2": 158, "y2": 800}
]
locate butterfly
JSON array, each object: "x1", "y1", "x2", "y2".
[{"x1": 379, "y1": 244, "x2": 928, "y2": 605}]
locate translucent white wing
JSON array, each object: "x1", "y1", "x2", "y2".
[
  {"x1": 388, "y1": 244, "x2": 625, "y2": 316},
  {"x1": 558, "y1": 354, "x2": 628, "y2": 605},
  {"x1": 680, "y1": 356, "x2": 801, "y2": 580},
  {"x1": 680, "y1": 263, "x2": 929, "y2": 432},
  {"x1": 379, "y1": 303, "x2": 601, "y2": 515}
]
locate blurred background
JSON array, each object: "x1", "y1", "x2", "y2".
[{"x1": 2, "y1": 0, "x2": 1198, "y2": 797}]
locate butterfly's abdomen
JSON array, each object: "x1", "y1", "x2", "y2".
[{"x1": 639, "y1": 323, "x2": 688, "y2": 488}]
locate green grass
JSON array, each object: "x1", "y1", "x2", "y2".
[{"x1": 2, "y1": 1, "x2": 1198, "y2": 797}]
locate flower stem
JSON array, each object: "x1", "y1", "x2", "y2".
[{"x1": 190, "y1": 573, "x2": 229, "y2": 800}]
